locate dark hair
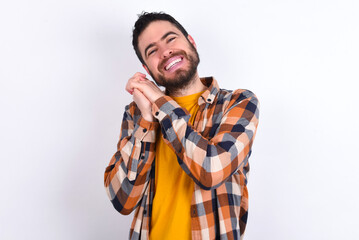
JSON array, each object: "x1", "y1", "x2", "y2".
[{"x1": 132, "y1": 12, "x2": 189, "y2": 65}]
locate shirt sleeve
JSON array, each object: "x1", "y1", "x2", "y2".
[
  {"x1": 104, "y1": 102, "x2": 159, "y2": 214},
  {"x1": 151, "y1": 89, "x2": 259, "y2": 190}
]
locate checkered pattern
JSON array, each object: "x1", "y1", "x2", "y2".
[{"x1": 104, "y1": 77, "x2": 259, "y2": 240}]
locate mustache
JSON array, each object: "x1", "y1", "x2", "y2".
[{"x1": 158, "y1": 50, "x2": 188, "y2": 71}]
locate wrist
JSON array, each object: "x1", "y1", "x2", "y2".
[
  {"x1": 142, "y1": 113, "x2": 154, "y2": 122},
  {"x1": 150, "y1": 92, "x2": 165, "y2": 103}
]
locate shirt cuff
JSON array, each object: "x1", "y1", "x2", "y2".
[
  {"x1": 133, "y1": 116, "x2": 159, "y2": 142},
  {"x1": 152, "y1": 96, "x2": 180, "y2": 121}
]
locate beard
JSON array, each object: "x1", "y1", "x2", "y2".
[{"x1": 148, "y1": 44, "x2": 200, "y2": 95}]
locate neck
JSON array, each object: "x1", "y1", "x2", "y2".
[{"x1": 167, "y1": 72, "x2": 205, "y2": 97}]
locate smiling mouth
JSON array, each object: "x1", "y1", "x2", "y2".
[{"x1": 164, "y1": 57, "x2": 183, "y2": 71}]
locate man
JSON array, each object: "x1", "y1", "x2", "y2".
[{"x1": 104, "y1": 12, "x2": 259, "y2": 240}]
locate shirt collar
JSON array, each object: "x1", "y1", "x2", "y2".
[{"x1": 199, "y1": 77, "x2": 220, "y2": 105}]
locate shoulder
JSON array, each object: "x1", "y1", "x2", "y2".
[
  {"x1": 217, "y1": 88, "x2": 259, "y2": 106},
  {"x1": 213, "y1": 89, "x2": 260, "y2": 119}
]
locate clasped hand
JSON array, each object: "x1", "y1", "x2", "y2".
[{"x1": 125, "y1": 72, "x2": 165, "y2": 122}]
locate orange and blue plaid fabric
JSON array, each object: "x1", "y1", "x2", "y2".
[{"x1": 104, "y1": 77, "x2": 260, "y2": 240}]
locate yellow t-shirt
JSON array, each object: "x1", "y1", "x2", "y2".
[{"x1": 150, "y1": 91, "x2": 204, "y2": 240}]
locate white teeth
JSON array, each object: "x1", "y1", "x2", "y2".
[{"x1": 165, "y1": 58, "x2": 182, "y2": 70}]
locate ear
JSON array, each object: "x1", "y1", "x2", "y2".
[
  {"x1": 187, "y1": 34, "x2": 197, "y2": 49},
  {"x1": 142, "y1": 64, "x2": 150, "y2": 75}
]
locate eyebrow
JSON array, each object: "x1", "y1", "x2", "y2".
[{"x1": 144, "y1": 31, "x2": 179, "y2": 57}]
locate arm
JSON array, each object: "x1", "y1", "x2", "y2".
[
  {"x1": 152, "y1": 89, "x2": 259, "y2": 190},
  {"x1": 104, "y1": 102, "x2": 158, "y2": 215}
]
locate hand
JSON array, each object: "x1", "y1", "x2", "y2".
[
  {"x1": 132, "y1": 88, "x2": 154, "y2": 122},
  {"x1": 126, "y1": 72, "x2": 147, "y2": 95},
  {"x1": 126, "y1": 72, "x2": 162, "y2": 122},
  {"x1": 126, "y1": 72, "x2": 165, "y2": 103}
]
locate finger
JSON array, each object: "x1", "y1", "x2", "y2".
[
  {"x1": 134, "y1": 72, "x2": 147, "y2": 79},
  {"x1": 126, "y1": 75, "x2": 143, "y2": 94},
  {"x1": 127, "y1": 77, "x2": 144, "y2": 91},
  {"x1": 127, "y1": 73, "x2": 147, "y2": 86},
  {"x1": 129, "y1": 81, "x2": 145, "y2": 93},
  {"x1": 125, "y1": 80, "x2": 134, "y2": 94},
  {"x1": 135, "y1": 72, "x2": 146, "y2": 76},
  {"x1": 133, "y1": 72, "x2": 149, "y2": 81},
  {"x1": 138, "y1": 73, "x2": 151, "y2": 82}
]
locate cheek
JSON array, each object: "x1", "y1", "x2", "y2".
[
  {"x1": 149, "y1": 59, "x2": 161, "y2": 72},
  {"x1": 144, "y1": 60, "x2": 160, "y2": 77}
]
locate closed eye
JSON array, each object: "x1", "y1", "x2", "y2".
[
  {"x1": 167, "y1": 36, "x2": 176, "y2": 43},
  {"x1": 148, "y1": 49, "x2": 157, "y2": 56}
]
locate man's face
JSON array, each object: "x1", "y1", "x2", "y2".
[{"x1": 138, "y1": 20, "x2": 200, "y2": 93}]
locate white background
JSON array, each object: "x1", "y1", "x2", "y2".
[{"x1": 1, "y1": 0, "x2": 358, "y2": 239}]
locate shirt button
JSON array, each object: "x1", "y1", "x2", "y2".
[
  {"x1": 207, "y1": 98, "x2": 212, "y2": 102},
  {"x1": 143, "y1": 128, "x2": 147, "y2": 133},
  {"x1": 155, "y1": 112, "x2": 159, "y2": 116},
  {"x1": 191, "y1": 207, "x2": 197, "y2": 217}
]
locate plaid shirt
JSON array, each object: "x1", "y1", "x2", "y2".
[{"x1": 104, "y1": 77, "x2": 259, "y2": 240}]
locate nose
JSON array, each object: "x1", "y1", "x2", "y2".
[{"x1": 161, "y1": 48, "x2": 173, "y2": 59}]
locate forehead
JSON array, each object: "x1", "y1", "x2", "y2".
[{"x1": 138, "y1": 20, "x2": 182, "y2": 53}]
